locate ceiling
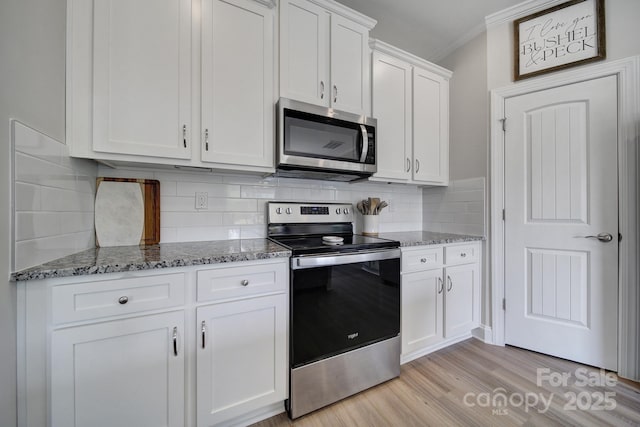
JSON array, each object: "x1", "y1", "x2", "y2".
[{"x1": 337, "y1": 0, "x2": 521, "y2": 62}]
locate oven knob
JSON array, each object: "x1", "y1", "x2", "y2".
[
  {"x1": 343, "y1": 208, "x2": 349, "y2": 214},
  {"x1": 286, "y1": 207, "x2": 292, "y2": 214},
  {"x1": 275, "y1": 207, "x2": 282, "y2": 214},
  {"x1": 336, "y1": 208, "x2": 341, "y2": 214}
]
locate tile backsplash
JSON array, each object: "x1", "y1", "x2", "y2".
[
  {"x1": 98, "y1": 166, "x2": 424, "y2": 242},
  {"x1": 422, "y1": 177, "x2": 485, "y2": 236},
  {"x1": 12, "y1": 121, "x2": 98, "y2": 271}
]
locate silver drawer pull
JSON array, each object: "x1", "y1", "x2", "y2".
[
  {"x1": 118, "y1": 296, "x2": 129, "y2": 305},
  {"x1": 172, "y1": 327, "x2": 178, "y2": 356},
  {"x1": 437, "y1": 277, "x2": 443, "y2": 294},
  {"x1": 447, "y1": 275, "x2": 453, "y2": 292},
  {"x1": 420, "y1": 258, "x2": 427, "y2": 263},
  {"x1": 241, "y1": 279, "x2": 249, "y2": 286},
  {"x1": 201, "y1": 321, "x2": 206, "y2": 349}
]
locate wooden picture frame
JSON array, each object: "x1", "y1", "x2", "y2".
[{"x1": 513, "y1": 0, "x2": 605, "y2": 81}]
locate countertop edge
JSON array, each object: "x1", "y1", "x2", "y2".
[{"x1": 11, "y1": 240, "x2": 292, "y2": 282}]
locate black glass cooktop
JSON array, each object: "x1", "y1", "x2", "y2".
[{"x1": 270, "y1": 234, "x2": 399, "y2": 256}]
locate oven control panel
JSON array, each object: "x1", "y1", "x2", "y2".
[{"x1": 268, "y1": 202, "x2": 354, "y2": 224}]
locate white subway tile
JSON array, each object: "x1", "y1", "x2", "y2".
[
  {"x1": 162, "y1": 212, "x2": 224, "y2": 228},
  {"x1": 176, "y1": 181, "x2": 241, "y2": 198},
  {"x1": 13, "y1": 121, "x2": 64, "y2": 164},
  {"x1": 207, "y1": 198, "x2": 257, "y2": 212},
  {"x1": 160, "y1": 180, "x2": 177, "y2": 196},
  {"x1": 14, "y1": 182, "x2": 41, "y2": 211}
]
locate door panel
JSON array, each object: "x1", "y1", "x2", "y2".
[
  {"x1": 504, "y1": 76, "x2": 618, "y2": 370},
  {"x1": 51, "y1": 312, "x2": 185, "y2": 427},
  {"x1": 92, "y1": 0, "x2": 191, "y2": 159},
  {"x1": 201, "y1": 0, "x2": 274, "y2": 167}
]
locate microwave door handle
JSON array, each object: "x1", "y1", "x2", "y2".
[{"x1": 359, "y1": 125, "x2": 368, "y2": 163}]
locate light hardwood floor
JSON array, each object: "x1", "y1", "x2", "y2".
[{"x1": 252, "y1": 339, "x2": 640, "y2": 426}]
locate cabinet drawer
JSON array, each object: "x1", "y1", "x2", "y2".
[
  {"x1": 401, "y1": 247, "x2": 443, "y2": 273},
  {"x1": 52, "y1": 273, "x2": 185, "y2": 324},
  {"x1": 445, "y1": 243, "x2": 479, "y2": 265},
  {"x1": 197, "y1": 262, "x2": 287, "y2": 302}
]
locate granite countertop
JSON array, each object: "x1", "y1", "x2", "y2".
[
  {"x1": 377, "y1": 231, "x2": 484, "y2": 247},
  {"x1": 11, "y1": 239, "x2": 291, "y2": 282}
]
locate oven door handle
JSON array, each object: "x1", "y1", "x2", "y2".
[{"x1": 292, "y1": 249, "x2": 400, "y2": 270}]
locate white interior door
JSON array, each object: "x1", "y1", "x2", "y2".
[{"x1": 504, "y1": 76, "x2": 618, "y2": 370}]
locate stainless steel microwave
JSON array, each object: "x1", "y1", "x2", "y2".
[{"x1": 276, "y1": 98, "x2": 377, "y2": 182}]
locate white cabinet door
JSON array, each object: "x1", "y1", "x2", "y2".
[
  {"x1": 201, "y1": 0, "x2": 275, "y2": 169},
  {"x1": 444, "y1": 263, "x2": 479, "y2": 338},
  {"x1": 330, "y1": 14, "x2": 369, "y2": 115},
  {"x1": 280, "y1": 0, "x2": 371, "y2": 115},
  {"x1": 92, "y1": 0, "x2": 192, "y2": 159},
  {"x1": 371, "y1": 51, "x2": 412, "y2": 181},
  {"x1": 412, "y1": 66, "x2": 449, "y2": 185},
  {"x1": 401, "y1": 269, "x2": 444, "y2": 354},
  {"x1": 51, "y1": 311, "x2": 185, "y2": 427},
  {"x1": 279, "y1": 0, "x2": 329, "y2": 107},
  {"x1": 197, "y1": 294, "x2": 287, "y2": 426}
]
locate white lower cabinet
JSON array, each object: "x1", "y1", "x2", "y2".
[
  {"x1": 18, "y1": 258, "x2": 289, "y2": 427},
  {"x1": 51, "y1": 312, "x2": 185, "y2": 427},
  {"x1": 400, "y1": 242, "x2": 481, "y2": 363},
  {"x1": 197, "y1": 295, "x2": 287, "y2": 426}
]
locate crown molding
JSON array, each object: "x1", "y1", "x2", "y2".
[
  {"x1": 305, "y1": 0, "x2": 377, "y2": 29},
  {"x1": 369, "y1": 39, "x2": 453, "y2": 79},
  {"x1": 485, "y1": 0, "x2": 567, "y2": 28},
  {"x1": 429, "y1": 21, "x2": 486, "y2": 63}
]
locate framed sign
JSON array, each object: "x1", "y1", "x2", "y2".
[{"x1": 514, "y1": 0, "x2": 605, "y2": 81}]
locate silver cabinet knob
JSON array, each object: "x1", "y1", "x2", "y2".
[
  {"x1": 420, "y1": 258, "x2": 427, "y2": 263},
  {"x1": 118, "y1": 296, "x2": 129, "y2": 305},
  {"x1": 241, "y1": 279, "x2": 249, "y2": 286},
  {"x1": 584, "y1": 232, "x2": 613, "y2": 242},
  {"x1": 460, "y1": 253, "x2": 467, "y2": 258}
]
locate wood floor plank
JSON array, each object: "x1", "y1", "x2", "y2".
[{"x1": 251, "y1": 339, "x2": 640, "y2": 427}]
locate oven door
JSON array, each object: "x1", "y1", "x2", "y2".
[{"x1": 290, "y1": 249, "x2": 400, "y2": 368}]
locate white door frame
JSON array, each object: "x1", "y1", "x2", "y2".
[{"x1": 490, "y1": 56, "x2": 640, "y2": 380}]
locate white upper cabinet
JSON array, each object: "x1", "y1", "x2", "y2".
[
  {"x1": 67, "y1": 0, "x2": 276, "y2": 173},
  {"x1": 413, "y1": 66, "x2": 449, "y2": 185},
  {"x1": 279, "y1": 0, "x2": 375, "y2": 116},
  {"x1": 90, "y1": 0, "x2": 192, "y2": 159},
  {"x1": 201, "y1": 0, "x2": 275, "y2": 169},
  {"x1": 370, "y1": 40, "x2": 451, "y2": 186},
  {"x1": 279, "y1": 0, "x2": 329, "y2": 106},
  {"x1": 371, "y1": 51, "x2": 412, "y2": 181}
]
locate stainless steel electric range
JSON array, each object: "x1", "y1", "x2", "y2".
[{"x1": 267, "y1": 201, "x2": 401, "y2": 419}]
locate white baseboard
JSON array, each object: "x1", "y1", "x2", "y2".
[
  {"x1": 401, "y1": 333, "x2": 472, "y2": 364},
  {"x1": 228, "y1": 401, "x2": 285, "y2": 427},
  {"x1": 472, "y1": 324, "x2": 493, "y2": 344}
]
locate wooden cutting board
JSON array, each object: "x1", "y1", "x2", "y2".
[{"x1": 95, "y1": 178, "x2": 160, "y2": 247}]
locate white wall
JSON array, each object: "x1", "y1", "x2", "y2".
[
  {"x1": 0, "y1": 0, "x2": 67, "y2": 424},
  {"x1": 98, "y1": 166, "x2": 424, "y2": 239}
]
